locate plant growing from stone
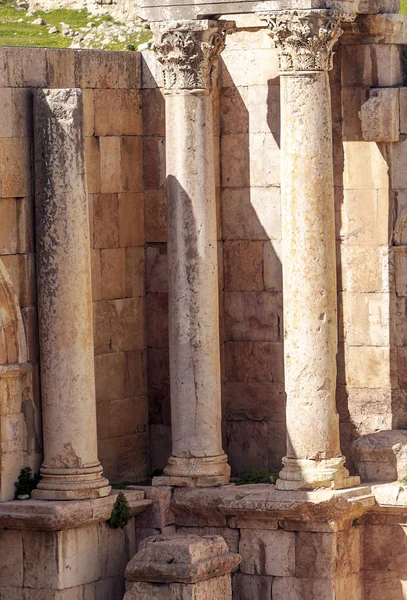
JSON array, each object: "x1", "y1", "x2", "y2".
[
  {"x1": 108, "y1": 491, "x2": 131, "y2": 529},
  {"x1": 14, "y1": 467, "x2": 40, "y2": 498}
]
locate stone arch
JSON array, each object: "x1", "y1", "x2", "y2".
[{"x1": 0, "y1": 258, "x2": 27, "y2": 365}]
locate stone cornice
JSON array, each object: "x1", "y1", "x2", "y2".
[
  {"x1": 150, "y1": 20, "x2": 233, "y2": 92},
  {"x1": 259, "y1": 9, "x2": 355, "y2": 73}
]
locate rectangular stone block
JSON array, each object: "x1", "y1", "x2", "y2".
[
  {"x1": 221, "y1": 134, "x2": 250, "y2": 188},
  {"x1": 110, "y1": 297, "x2": 146, "y2": 352},
  {"x1": 95, "y1": 352, "x2": 126, "y2": 402},
  {"x1": 239, "y1": 529, "x2": 295, "y2": 577},
  {"x1": 347, "y1": 346, "x2": 393, "y2": 388},
  {"x1": 344, "y1": 246, "x2": 391, "y2": 293},
  {"x1": 146, "y1": 245, "x2": 168, "y2": 294},
  {"x1": 272, "y1": 577, "x2": 335, "y2": 600},
  {"x1": 400, "y1": 88, "x2": 407, "y2": 135},
  {"x1": 99, "y1": 520, "x2": 136, "y2": 579},
  {"x1": 224, "y1": 241, "x2": 263, "y2": 292},
  {"x1": 223, "y1": 382, "x2": 285, "y2": 422},
  {"x1": 57, "y1": 526, "x2": 101, "y2": 588},
  {"x1": 5, "y1": 47, "x2": 47, "y2": 87},
  {"x1": 221, "y1": 47, "x2": 278, "y2": 88},
  {"x1": 224, "y1": 291, "x2": 282, "y2": 342},
  {"x1": 100, "y1": 248, "x2": 126, "y2": 300},
  {"x1": 0, "y1": 138, "x2": 31, "y2": 198},
  {"x1": 0, "y1": 530, "x2": 23, "y2": 587},
  {"x1": 220, "y1": 85, "x2": 249, "y2": 135},
  {"x1": 176, "y1": 527, "x2": 238, "y2": 553},
  {"x1": 147, "y1": 346, "x2": 170, "y2": 426},
  {"x1": 23, "y1": 530, "x2": 59, "y2": 589},
  {"x1": 145, "y1": 190, "x2": 167, "y2": 243},
  {"x1": 119, "y1": 192, "x2": 144, "y2": 247},
  {"x1": 226, "y1": 421, "x2": 269, "y2": 474},
  {"x1": 75, "y1": 50, "x2": 121, "y2": 89},
  {"x1": 0, "y1": 88, "x2": 32, "y2": 138},
  {"x1": 100, "y1": 137, "x2": 121, "y2": 194},
  {"x1": 143, "y1": 137, "x2": 165, "y2": 191},
  {"x1": 248, "y1": 84, "x2": 280, "y2": 134},
  {"x1": 116, "y1": 431, "x2": 149, "y2": 481},
  {"x1": 343, "y1": 141, "x2": 389, "y2": 191},
  {"x1": 295, "y1": 532, "x2": 335, "y2": 579},
  {"x1": 108, "y1": 396, "x2": 148, "y2": 437},
  {"x1": 142, "y1": 88, "x2": 165, "y2": 136},
  {"x1": 146, "y1": 293, "x2": 168, "y2": 348},
  {"x1": 264, "y1": 241, "x2": 282, "y2": 292},
  {"x1": 93, "y1": 193, "x2": 119, "y2": 249},
  {"x1": 224, "y1": 341, "x2": 284, "y2": 384},
  {"x1": 85, "y1": 137, "x2": 101, "y2": 194},
  {"x1": 126, "y1": 246, "x2": 145, "y2": 298},
  {"x1": 222, "y1": 187, "x2": 281, "y2": 242},
  {"x1": 360, "y1": 88, "x2": 400, "y2": 142},
  {"x1": 249, "y1": 132, "x2": 280, "y2": 187},
  {"x1": 46, "y1": 49, "x2": 75, "y2": 88},
  {"x1": 343, "y1": 189, "x2": 389, "y2": 247},
  {"x1": 94, "y1": 90, "x2": 142, "y2": 136},
  {"x1": 82, "y1": 89, "x2": 95, "y2": 137},
  {"x1": 232, "y1": 573, "x2": 273, "y2": 600},
  {"x1": 346, "y1": 292, "x2": 390, "y2": 346},
  {"x1": 121, "y1": 137, "x2": 143, "y2": 193}
]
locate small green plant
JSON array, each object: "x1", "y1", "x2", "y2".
[
  {"x1": 127, "y1": 43, "x2": 136, "y2": 51},
  {"x1": 15, "y1": 467, "x2": 40, "y2": 498},
  {"x1": 400, "y1": 475, "x2": 407, "y2": 486},
  {"x1": 108, "y1": 491, "x2": 131, "y2": 529},
  {"x1": 234, "y1": 470, "x2": 276, "y2": 486},
  {"x1": 352, "y1": 518, "x2": 360, "y2": 528}
]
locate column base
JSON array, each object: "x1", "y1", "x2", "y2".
[
  {"x1": 276, "y1": 456, "x2": 360, "y2": 491},
  {"x1": 153, "y1": 454, "x2": 231, "y2": 487},
  {"x1": 31, "y1": 464, "x2": 111, "y2": 500}
]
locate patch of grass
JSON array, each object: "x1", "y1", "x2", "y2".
[
  {"x1": 234, "y1": 470, "x2": 277, "y2": 486},
  {"x1": 0, "y1": 0, "x2": 150, "y2": 49},
  {"x1": 401, "y1": 0, "x2": 407, "y2": 14}
]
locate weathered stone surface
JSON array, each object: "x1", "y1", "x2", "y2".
[
  {"x1": 126, "y1": 535, "x2": 241, "y2": 584},
  {"x1": 232, "y1": 573, "x2": 273, "y2": 600},
  {"x1": 240, "y1": 528, "x2": 295, "y2": 576},
  {"x1": 360, "y1": 88, "x2": 400, "y2": 142},
  {"x1": 33, "y1": 88, "x2": 110, "y2": 500},
  {"x1": 353, "y1": 430, "x2": 407, "y2": 482}
]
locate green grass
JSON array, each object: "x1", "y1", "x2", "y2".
[
  {"x1": 0, "y1": 0, "x2": 150, "y2": 49},
  {"x1": 401, "y1": 0, "x2": 407, "y2": 14}
]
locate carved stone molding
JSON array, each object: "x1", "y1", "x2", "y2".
[
  {"x1": 150, "y1": 20, "x2": 233, "y2": 92},
  {"x1": 259, "y1": 9, "x2": 355, "y2": 73}
]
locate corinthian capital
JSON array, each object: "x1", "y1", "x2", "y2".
[
  {"x1": 151, "y1": 20, "x2": 233, "y2": 92},
  {"x1": 259, "y1": 9, "x2": 355, "y2": 73}
]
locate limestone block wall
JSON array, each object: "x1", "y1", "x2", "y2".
[{"x1": 0, "y1": 47, "x2": 148, "y2": 492}]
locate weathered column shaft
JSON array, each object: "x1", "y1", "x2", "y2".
[
  {"x1": 261, "y1": 10, "x2": 360, "y2": 490},
  {"x1": 32, "y1": 89, "x2": 110, "y2": 500},
  {"x1": 151, "y1": 20, "x2": 231, "y2": 486},
  {"x1": 282, "y1": 70, "x2": 340, "y2": 461}
]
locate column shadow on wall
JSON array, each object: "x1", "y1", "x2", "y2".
[{"x1": 219, "y1": 58, "x2": 285, "y2": 476}]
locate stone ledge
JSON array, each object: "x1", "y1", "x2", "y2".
[
  {"x1": 171, "y1": 484, "x2": 375, "y2": 528},
  {"x1": 0, "y1": 490, "x2": 152, "y2": 531},
  {"x1": 341, "y1": 14, "x2": 407, "y2": 44}
]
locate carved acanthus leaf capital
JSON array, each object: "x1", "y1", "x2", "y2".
[
  {"x1": 259, "y1": 9, "x2": 356, "y2": 73},
  {"x1": 151, "y1": 20, "x2": 233, "y2": 92}
]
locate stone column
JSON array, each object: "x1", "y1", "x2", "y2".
[
  {"x1": 151, "y1": 20, "x2": 231, "y2": 486},
  {"x1": 260, "y1": 10, "x2": 360, "y2": 490},
  {"x1": 32, "y1": 89, "x2": 110, "y2": 500}
]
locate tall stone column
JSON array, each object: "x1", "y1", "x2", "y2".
[
  {"x1": 151, "y1": 20, "x2": 231, "y2": 486},
  {"x1": 32, "y1": 89, "x2": 110, "y2": 500},
  {"x1": 260, "y1": 10, "x2": 360, "y2": 490}
]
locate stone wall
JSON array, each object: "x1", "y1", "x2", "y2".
[
  {"x1": 2, "y1": 27, "x2": 407, "y2": 487},
  {"x1": 0, "y1": 47, "x2": 147, "y2": 491}
]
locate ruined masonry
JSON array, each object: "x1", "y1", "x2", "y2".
[{"x1": 2, "y1": 0, "x2": 407, "y2": 596}]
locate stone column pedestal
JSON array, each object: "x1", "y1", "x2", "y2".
[
  {"x1": 124, "y1": 534, "x2": 241, "y2": 599},
  {"x1": 32, "y1": 89, "x2": 110, "y2": 500},
  {"x1": 151, "y1": 20, "x2": 232, "y2": 487},
  {"x1": 260, "y1": 10, "x2": 360, "y2": 491}
]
